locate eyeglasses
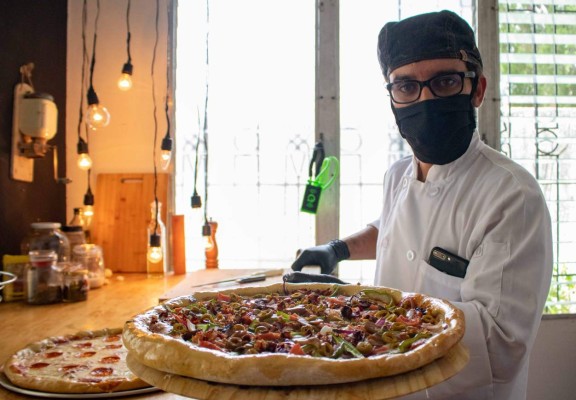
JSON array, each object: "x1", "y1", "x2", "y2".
[{"x1": 386, "y1": 71, "x2": 476, "y2": 104}]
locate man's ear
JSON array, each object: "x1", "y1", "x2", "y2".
[{"x1": 472, "y1": 75, "x2": 487, "y2": 107}]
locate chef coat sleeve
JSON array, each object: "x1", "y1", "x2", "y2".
[{"x1": 426, "y1": 175, "x2": 553, "y2": 398}]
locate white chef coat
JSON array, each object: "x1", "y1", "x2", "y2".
[{"x1": 371, "y1": 132, "x2": 553, "y2": 400}]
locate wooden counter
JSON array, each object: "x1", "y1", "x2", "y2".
[{"x1": 0, "y1": 269, "x2": 281, "y2": 400}]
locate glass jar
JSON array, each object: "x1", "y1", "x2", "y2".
[
  {"x1": 61, "y1": 226, "x2": 86, "y2": 254},
  {"x1": 21, "y1": 222, "x2": 71, "y2": 262},
  {"x1": 61, "y1": 263, "x2": 89, "y2": 302},
  {"x1": 27, "y1": 250, "x2": 62, "y2": 305},
  {"x1": 72, "y1": 244, "x2": 105, "y2": 289}
]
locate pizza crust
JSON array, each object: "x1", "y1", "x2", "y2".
[
  {"x1": 3, "y1": 328, "x2": 150, "y2": 394},
  {"x1": 123, "y1": 283, "x2": 465, "y2": 386}
]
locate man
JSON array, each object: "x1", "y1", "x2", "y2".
[{"x1": 291, "y1": 10, "x2": 552, "y2": 400}]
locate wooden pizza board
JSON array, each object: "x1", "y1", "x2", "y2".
[
  {"x1": 126, "y1": 343, "x2": 469, "y2": 400},
  {"x1": 91, "y1": 173, "x2": 170, "y2": 273}
]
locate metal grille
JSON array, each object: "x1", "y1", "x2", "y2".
[{"x1": 499, "y1": 0, "x2": 576, "y2": 313}]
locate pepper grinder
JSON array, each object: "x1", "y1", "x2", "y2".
[{"x1": 203, "y1": 220, "x2": 218, "y2": 269}]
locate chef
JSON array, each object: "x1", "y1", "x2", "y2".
[{"x1": 292, "y1": 10, "x2": 553, "y2": 400}]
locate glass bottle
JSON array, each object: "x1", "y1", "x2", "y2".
[
  {"x1": 69, "y1": 207, "x2": 91, "y2": 243},
  {"x1": 69, "y1": 207, "x2": 86, "y2": 228},
  {"x1": 147, "y1": 201, "x2": 167, "y2": 276}
]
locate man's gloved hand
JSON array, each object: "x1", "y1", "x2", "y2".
[
  {"x1": 291, "y1": 240, "x2": 350, "y2": 275},
  {"x1": 283, "y1": 271, "x2": 348, "y2": 285}
]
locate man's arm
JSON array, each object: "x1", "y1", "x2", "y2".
[{"x1": 342, "y1": 224, "x2": 378, "y2": 260}]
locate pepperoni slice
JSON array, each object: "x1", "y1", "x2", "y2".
[
  {"x1": 9, "y1": 364, "x2": 25, "y2": 374},
  {"x1": 105, "y1": 344, "x2": 122, "y2": 349},
  {"x1": 30, "y1": 362, "x2": 50, "y2": 369},
  {"x1": 74, "y1": 342, "x2": 93, "y2": 348},
  {"x1": 44, "y1": 351, "x2": 63, "y2": 358},
  {"x1": 78, "y1": 351, "x2": 97, "y2": 358},
  {"x1": 90, "y1": 367, "x2": 113, "y2": 377},
  {"x1": 99, "y1": 356, "x2": 120, "y2": 364},
  {"x1": 59, "y1": 364, "x2": 89, "y2": 376},
  {"x1": 104, "y1": 335, "x2": 121, "y2": 342}
]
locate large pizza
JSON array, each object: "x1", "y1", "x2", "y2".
[
  {"x1": 123, "y1": 283, "x2": 465, "y2": 386},
  {"x1": 3, "y1": 328, "x2": 150, "y2": 394}
]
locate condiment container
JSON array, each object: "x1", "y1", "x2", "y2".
[
  {"x1": 21, "y1": 222, "x2": 71, "y2": 262},
  {"x1": 61, "y1": 263, "x2": 88, "y2": 303},
  {"x1": 72, "y1": 244, "x2": 105, "y2": 289},
  {"x1": 2, "y1": 255, "x2": 28, "y2": 302},
  {"x1": 61, "y1": 226, "x2": 86, "y2": 253},
  {"x1": 27, "y1": 250, "x2": 62, "y2": 305}
]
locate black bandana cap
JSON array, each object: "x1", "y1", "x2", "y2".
[{"x1": 377, "y1": 10, "x2": 483, "y2": 80}]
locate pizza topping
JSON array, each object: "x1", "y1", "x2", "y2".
[
  {"x1": 155, "y1": 287, "x2": 443, "y2": 359},
  {"x1": 74, "y1": 342, "x2": 93, "y2": 348},
  {"x1": 78, "y1": 351, "x2": 97, "y2": 358},
  {"x1": 59, "y1": 364, "x2": 86, "y2": 372},
  {"x1": 45, "y1": 351, "x2": 63, "y2": 358},
  {"x1": 90, "y1": 367, "x2": 114, "y2": 377},
  {"x1": 31, "y1": 362, "x2": 50, "y2": 369},
  {"x1": 100, "y1": 356, "x2": 121, "y2": 364}
]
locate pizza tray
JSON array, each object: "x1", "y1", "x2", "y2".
[
  {"x1": 126, "y1": 343, "x2": 469, "y2": 400},
  {"x1": 0, "y1": 371, "x2": 160, "y2": 399}
]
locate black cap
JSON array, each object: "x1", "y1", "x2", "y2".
[{"x1": 377, "y1": 10, "x2": 482, "y2": 79}]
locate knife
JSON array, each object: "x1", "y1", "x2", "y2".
[{"x1": 189, "y1": 268, "x2": 285, "y2": 289}]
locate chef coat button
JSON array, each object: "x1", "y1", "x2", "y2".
[
  {"x1": 406, "y1": 250, "x2": 415, "y2": 261},
  {"x1": 402, "y1": 177, "x2": 408, "y2": 187},
  {"x1": 429, "y1": 186, "x2": 440, "y2": 196}
]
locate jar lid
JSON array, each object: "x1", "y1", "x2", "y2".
[
  {"x1": 62, "y1": 225, "x2": 83, "y2": 232},
  {"x1": 73, "y1": 244, "x2": 102, "y2": 256},
  {"x1": 31, "y1": 222, "x2": 62, "y2": 230}
]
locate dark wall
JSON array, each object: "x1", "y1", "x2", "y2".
[{"x1": 0, "y1": 1, "x2": 67, "y2": 258}]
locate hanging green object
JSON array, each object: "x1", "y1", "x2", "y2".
[{"x1": 301, "y1": 156, "x2": 339, "y2": 214}]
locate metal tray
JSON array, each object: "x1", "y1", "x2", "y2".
[{"x1": 0, "y1": 372, "x2": 160, "y2": 399}]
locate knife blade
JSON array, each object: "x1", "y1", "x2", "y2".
[{"x1": 189, "y1": 268, "x2": 285, "y2": 289}]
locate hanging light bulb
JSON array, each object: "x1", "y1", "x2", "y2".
[
  {"x1": 160, "y1": 133, "x2": 173, "y2": 169},
  {"x1": 76, "y1": 137, "x2": 92, "y2": 170},
  {"x1": 118, "y1": 62, "x2": 133, "y2": 91},
  {"x1": 83, "y1": 186, "x2": 95, "y2": 220},
  {"x1": 202, "y1": 221, "x2": 213, "y2": 250},
  {"x1": 147, "y1": 233, "x2": 163, "y2": 263},
  {"x1": 86, "y1": 86, "x2": 110, "y2": 130}
]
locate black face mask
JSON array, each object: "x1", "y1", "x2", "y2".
[{"x1": 392, "y1": 95, "x2": 476, "y2": 165}]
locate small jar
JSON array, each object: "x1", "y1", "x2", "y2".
[
  {"x1": 62, "y1": 264, "x2": 89, "y2": 303},
  {"x1": 22, "y1": 222, "x2": 71, "y2": 262},
  {"x1": 72, "y1": 244, "x2": 105, "y2": 289},
  {"x1": 61, "y1": 226, "x2": 86, "y2": 254},
  {"x1": 27, "y1": 250, "x2": 62, "y2": 305}
]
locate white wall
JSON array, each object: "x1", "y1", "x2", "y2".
[
  {"x1": 66, "y1": 0, "x2": 169, "y2": 221},
  {"x1": 528, "y1": 316, "x2": 576, "y2": 400}
]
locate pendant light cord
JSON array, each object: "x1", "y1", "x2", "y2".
[
  {"x1": 125, "y1": 0, "x2": 132, "y2": 64},
  {"x1": 151, "y1": 0, "x2": 160, "y2": 232},
  {"x1": 203, "y1": 0, "x2": 210, "y2": 224}
]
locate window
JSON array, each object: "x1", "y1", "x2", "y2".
[
  {"x1": 174, "y1": 0, "x2": 575, "y2": 314},
  {"x1": 499, "y1": 0, "x2": 576, "y2": 313}
]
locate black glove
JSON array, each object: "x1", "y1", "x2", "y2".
[
  {"x1": 290, "y1": 240, "x2": 350, "y2": 275},
  {"x1": 283, "y1": 271, "x2": 348, "y2": 285}
]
